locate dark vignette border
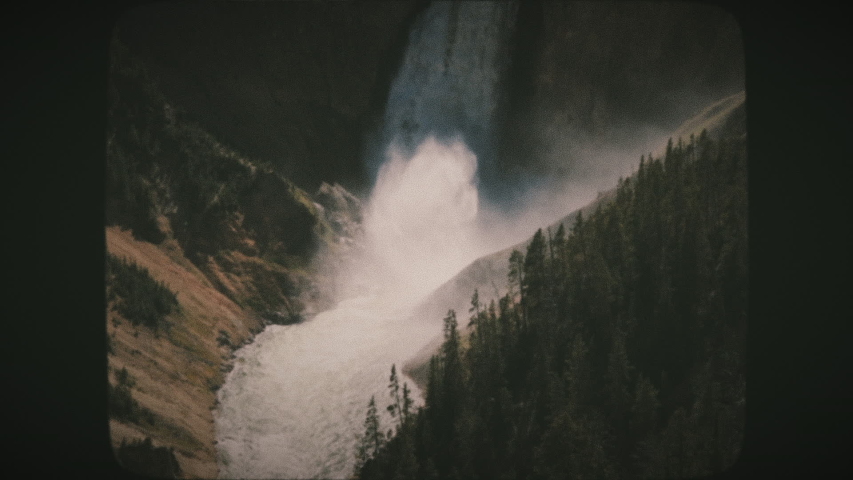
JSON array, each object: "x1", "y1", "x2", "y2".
[{"x1": 3, "y1": 1, "x2": 850, "y2": 479}]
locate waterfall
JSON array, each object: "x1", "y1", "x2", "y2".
[
  {"x1": 215, "y1": 3, "x2": 519, "y2": 479},
  {"x1": 355, "y1": 1, "x2": 519, "y2": 303},
  {"x1": 372, "y1": 1, "x2": 517, "y2": 177}
]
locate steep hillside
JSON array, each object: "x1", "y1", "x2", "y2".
[
  {"x1": 106, "y1": 226, "x2": 259, "y2": 478},
  {"x1": 403, "y1": 189, "x2": 615, "y2": 390},
  {"x1": 360, "y1": 107, "x2": 748, "y2": 480},
  {"x1": 404, "y1": 91, "x2": 746, "y2": 389},
  {"x1": 651, "y1": 91, "x2": 746, "y2": 159},
  {"x1": 104, "y1": 38, "x2": 363, "y2": 478},
  {"x1": 490, "y1": 1, "x2": 745, "y2": 200}
]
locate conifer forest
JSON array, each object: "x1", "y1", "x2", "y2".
[{"x1": 355, "y1": 131, "x2": 747, "y2": 480}]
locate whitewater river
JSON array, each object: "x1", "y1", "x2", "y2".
[
  {"x1": 215, "y1": 3, "x2": 521, "y2": 478},
  {"x1": 214, "y1": 291, "x2": 441, "y2": 479}
]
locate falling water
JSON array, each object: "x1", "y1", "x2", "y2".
[
  {"x1": 372, "y1": 1, "x2": 517, "y2": 178},
  {"x1": 215, "y1": 3, "x2": 518, "y2": 479}
]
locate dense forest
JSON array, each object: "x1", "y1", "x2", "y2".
[{"x1": 355, "y1": 128, "x2": 747, "y2": 480}]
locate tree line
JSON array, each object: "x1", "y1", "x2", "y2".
[{"x1": 355, "y1": 129, "x2": 747, "y2": 480}]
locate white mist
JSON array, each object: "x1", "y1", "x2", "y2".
[
  {"x1": 215, "y1": 1, "x2": 524, "y2": 477},
  {"x1": 361, "y1": 137, "x2": 485, "y2": 305},
  {"x1": 215, "y1": 136, "x2": 502, "y2": 479}
]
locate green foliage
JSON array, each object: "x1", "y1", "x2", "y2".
[
  {"x1": 115, "y1": 436, "x2": 182, "y2": 479},
  {"x1": 106, "y1": 254, "x2": 179, "y2": 334},
  {"x1": 105, "y1": 37, "x2": 322, "y2": 266},
  {"x1": 355, "y1": 395, "x2": 386, "y2": 477},
  {"x1": 108, "y1": 367, "x2": 156, "y2": 426},
  {"x1": 386, "y1": 364, "x2": 409, "y2": 430},
  {"x1": 217, "y1": 329, "x2": 232, "y2": 348},
  {"x1": 356, "y1": 130, "x2": 747, "y2": 480},
  {"x1": 105, "y1": 37, "x2": 172, "y2": 244}
]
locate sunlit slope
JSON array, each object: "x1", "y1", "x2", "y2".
[
  {"x1": 106, "y1": 226, "x2": 261, "y2": 478},
  {"x1": 104, "y1": 40, "x2": 362, "y2": 478}
]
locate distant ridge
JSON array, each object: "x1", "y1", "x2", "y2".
[{"x1": 652, "y1": 90, "x2": 746, "y2": 158}]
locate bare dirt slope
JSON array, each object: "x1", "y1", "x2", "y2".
[{"x1": 106, "y1": 225, "x2": 265, "y2": 478}]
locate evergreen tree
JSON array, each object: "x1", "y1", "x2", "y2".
[
  {"x1": 392, "y1": 431, "x2": 419, "y2": 480},
  {"x1": 468, "y1": 288, "x2": 480, "y2": 323},
  {"x1": 440, "y1": 310, "x2": 464, "y2": 435},
  {"x1": 507, "y1": 249, "x2": 524, "y2": 305},
  {"x1": 355, "y1": 395, "x2": 384, "y2": 476},
  {"x1": 402, "y1": 384, "x2": 413, "y2": 420},
  {"x1": 387, "y1": 364, "x2": 404, "y2": 430},
  {"x1": 522, "y1": 229, "x2": 548, "y2": 318},
  {"x1": 356, "y1": 130, "x2": 747, "y2": 480}
]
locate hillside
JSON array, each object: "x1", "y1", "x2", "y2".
[
  {"x1": 103, "y1": 3, "x2": 746, "y2": 476},
  {"x1": 104, "y1": 38, "x2": 363, "y2": 478},
  {"x1": 403, "y1": 91, "x2": 746, "y2": 389},
  {"x1": 106, "y1": 226, "x2": 259, "y2": 478},
  {"x1": 358, "y1": 105, "x2": 748, "y2": 480},
  {"x1": 651, "y1": 91, "x2": 746, "y2": 159}
]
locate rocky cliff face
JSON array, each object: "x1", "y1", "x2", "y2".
[{"x1": 314, "y1": 181, "x2": 365, "y2": 251}]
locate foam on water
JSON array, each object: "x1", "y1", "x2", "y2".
[{"x1": 215, "y1": 293, "x2": 435, "y2": 479}]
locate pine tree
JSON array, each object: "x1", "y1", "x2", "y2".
[
  {"x1": 387, "y1": 364, "x2": 404, "y2": 430},
  {"x1": 441, "y1": 310, "x2": 463, "y2": 415},
  {"x1": 401, "y1": 382, "x2": 413, "y2": 423},
  {"x1": 392, "y1": 431, "x2": 419, "y2": 480},
  {"x1": 507, "y1": 249, "x2": 524, "y2": 308},
  {"x1": 355, "y1": 395, "x2": 384, "y2": 476},
  {"x1": 522, "y1": 229, "x2": 548, "y2": 323},
  {"x1": 630, "y1": 373, "x2": 661, "y2": 442}
]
